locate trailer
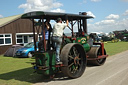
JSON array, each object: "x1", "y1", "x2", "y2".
[{"x1": 21, "y1": 11, "x2": 108, "y2": 78}]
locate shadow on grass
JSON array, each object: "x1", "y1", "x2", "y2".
[
  {"x1": 0, "y1": 67, "x2": 71, "y2": 84},
  {"x1": 0, "y1": 56, "x2": 72, "y2": 84},
  {"x1": 0, "y1": 67, "x2": 48, "y2": 83}
]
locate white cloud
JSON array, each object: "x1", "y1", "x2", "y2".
[
  {"x1": 87, "y1": 11, "x2": 96, "y2": 18},
  {"x1": 51, "y1": 8, "x2": 65, "y2": 13},
  {"x1": 18, "y1": 0, "x2": 65, "y2": 13},
  {"x1": 79, "y1": 0, "x2": 86, "y2": 4},
  {"x1": 95, "y1": 20, "x2": 115, "y2": 25},
  {"x1": 88, "y1": 18, "x2": 128, "y2": 33},
  {"x1": 83, "y1": 0, "x2": 87, "y2": 3},
  {"x1": 0, "y1": 15, "x2": 3, "y2": 18},
  {"x1": 91, "y1": 0, "x2": 101, "y2": 2},
  {"x1": 123, "y1": 10, "x2": 128, "y2": 16},
  {"x1": 80, "y1": 0, "x2": 101, "y2": 4},
  {"x1": 106, "y1": 14, "x2": 120, "y2": 19}
]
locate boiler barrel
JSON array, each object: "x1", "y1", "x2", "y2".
[{"x1": 83, "y1": 43, "x2": 91, "y2": 52}]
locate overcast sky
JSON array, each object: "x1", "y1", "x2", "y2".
[{"x1": 0, "y1": 0, "x2": 128, "y2": 33}]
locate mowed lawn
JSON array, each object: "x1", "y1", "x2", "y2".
[
  {"x1": 104, "y1": 41, "x2": 128, "y2": 56},
  {"x1": 0, "y1": 57, "x2": 45, "y2": 85},
  {"x1": 0, "y1": 41, "x2": 128, "y2": 85}
]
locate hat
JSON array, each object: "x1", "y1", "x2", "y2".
[{"x1": 57, "y1": 18, "x2": 62, "y2": 22}]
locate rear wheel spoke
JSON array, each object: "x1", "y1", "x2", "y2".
[
  {"x1": 72, "y1": 66, "x2": 78, "y2": 73},
  {"x1": 68, "y1": 55, "x2": 74, "y2": 59},
  {"x1": 73, "y1": 47, "x2": 78, "y2": 57},
  {"x1": 68, "y1": 63, "x2": 74, "y2": 67},
  {"x1": 60, "y1": 43, "x2": 86, "y2": 78}
]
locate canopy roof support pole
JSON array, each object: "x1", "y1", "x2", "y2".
[
  {"x1": 77, "y1": 20, "x2": 80, "y2": 33},
  {"x1": 83, "y1": 19, "x2": 87, "y2": 33},
  {"x1": 71, "y1": 20, "x2": 74, "y2": 37},
  {"x1": 79, "y1": 19, "x2": 82, "y2": 34},
  {"x1": 32, "y1": 19, "x2": 37, "y2": 52},
  {"x1": 41, "y1": 18, "x2": 46, "y2": 51}
]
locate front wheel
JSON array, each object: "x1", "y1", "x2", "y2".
[
  {"x1": 93, "y1": 49, "x2": 106, "y2": 65},
  {"x1": 87, "y1": 46, "x2": 107, "y2": 66},
  {"x1": 60, "y1": 43, "x2": 87, "y2": 78}
]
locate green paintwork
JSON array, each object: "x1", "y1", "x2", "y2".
[
  {"x1": 63, "y1": 37, "x2": 91, "y2": 52},
  {"x1": 34, "y1": 36, "x2": 90, "y2": 76},
  {"x1": 83, "y1": 43, "x2": 90, "y2": 52},
  {"x1": 124, "y1": 34, "x2": 128, "y2": 36},
  {"x1": 76, "y1": 37, "x2": 90, "y2": 52},
  {"x1": 34, "y1": 51, "x2": 56, "y2": 75},
  {"x1": 76, "y1": 37, "x2": 87, "y2": 44},
  {"x1": 75, "y1": 37, "x2": 91, "y2": 52},
  {"x1": 64, "y1": 38, "x2": 72, "y2": 43}
]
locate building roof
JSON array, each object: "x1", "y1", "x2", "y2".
[{"x1": 0, "y1": 14, "x2": 22, "y2": 27}]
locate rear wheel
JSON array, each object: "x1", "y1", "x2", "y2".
[{"x1": 60, "y1": 43, "x2": 86, "y2": 78}]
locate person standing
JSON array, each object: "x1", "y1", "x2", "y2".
[
  {"x1": 38, "y1": 19, "x2": 52, "y2": 51},
  {"x1": 52, "y1": 17, "x2": 68, "y2": 64}
]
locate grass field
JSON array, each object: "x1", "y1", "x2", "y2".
[
  {"x1": 0, "y1": 57, "x2": 45, "y2": 85},
  {"x1": 0, "y1": 41, "x2": 128, "y2": 85},
  {"x1": 104, "y1": 41, "x2": 128, "y2": 56}
]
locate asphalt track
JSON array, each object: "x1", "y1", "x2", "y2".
[{"x1": 33, "y1": 50, "x2": 128, "y2": 85}]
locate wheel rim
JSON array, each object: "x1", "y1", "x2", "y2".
[
  {"x1": 68, "y1": 46, "x2": 81, "y2": 74},
  {"x1": 60, "y1": 43, "x2": 86, "y2": 78}
]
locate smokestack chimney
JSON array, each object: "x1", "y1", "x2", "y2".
[{"x1": 79, "y1": 12, "x2": 87, "y2": 15}]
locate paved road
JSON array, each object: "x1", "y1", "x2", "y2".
[{"x1": 33, "y1": 50, "x2": 128, "y2": 85}]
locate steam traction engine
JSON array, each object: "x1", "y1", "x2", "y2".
[{"x1": 21, "y1": 11, "x2": 108, "y2": 78}]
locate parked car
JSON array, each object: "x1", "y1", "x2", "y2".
[{"x1": 15, "y1": 42, "x2": 38, "y2": 58}]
